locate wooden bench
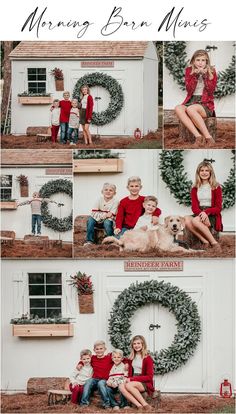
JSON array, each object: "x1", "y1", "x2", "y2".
[
  {"x1": 36, "y1": 133, "x2": 51, "y2": 143},
  {"x1": 48, "y1": 389, "x2": 72, "y2": 405},
  {"x1": 179, "y1": 117, "x2": 217, "y2": 144}
]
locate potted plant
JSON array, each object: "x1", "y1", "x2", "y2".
[
  {"x1": 50, "y1": 67, "x2": 64, "y2": 91},
  {"x1": 18, "y1": 92, "x2": 53, "y2": 105},
  {"x1": 70, "y1": 271, "x2": 94, "y2": 313},
  {"x1": 73, "y1": 150, "x2": 124, "y2": 173},
  {"x1": 16, "y1": 174, "x2": 29, "y2": 197},
  {"x1": 11, "y1": 315, "x2": 74, "y2": 337}
]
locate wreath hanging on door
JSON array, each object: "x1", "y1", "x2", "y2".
[
  {"x1": 39, "y1": 179, "x2": 73, "y2": 232},
  {"x1": 164, "y1": 41, "x2": 235, "y2": 98},
  {"x1": 73, "y1": 72, "x2": 124, "y2": 126},
  {"x1": 109, "y1": 280, "x2": 201, "y2": 375},
  {"x1": 159, "y1": 150, "x2": 235, "y2": 209}
]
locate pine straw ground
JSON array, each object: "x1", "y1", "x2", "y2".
[
  {"x1": 164, "y1": 121, "x2": 235, "y2": 149},
  {"x1": 73, "y1": 233, "x2": 235, "y2": 259},
  {"x1": 1, "y1": 240, "x2": 72, "y2": 258},
  {"x1": 0, "y1": 132, "x2": 162, "y2": 150},
  {"x1": 1, "y1": 393, "x2": 235, "y2": 413}
]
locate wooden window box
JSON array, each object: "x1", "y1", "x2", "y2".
[
  {"x1": 73, "y1": 159, "x2": 123, "y2": 173},
  {"x1": 12, "y1": 324, "x2": 74, "y2": 337},
  {"x1": 0, "y1": 201, "x2": 17, "y2": 210},
  {"x1": 18, "y1": 96, "x2": 53, "y2": 105}
]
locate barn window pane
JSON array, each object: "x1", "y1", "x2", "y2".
[{"x1": 28, "y1": 273, "x2": 62, "y2": 318}]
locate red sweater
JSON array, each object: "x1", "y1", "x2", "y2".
[
  {"x1": 85, "y1": 95, "x2": 94, "y2": 123},
  {"x1": 182, "y1": 66, "x2": 217, "y2": 112},
  {"x1": 191, "y1": 186, "x2": 223, "y2": 231},
  {"x1": 128, "y1": 355, "x2": 154, "y2": 396},
  {"x1": 89, "y1": 354, "x2": 113, "y2": 380},
  {"x1": 115, "y1": 195, "x2": 161, "y2": 230},
  {"x1": 59, "y1": 100, "x2": 72, "y2": 122}
]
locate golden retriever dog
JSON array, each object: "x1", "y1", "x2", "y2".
[{"x1": 102, "y1": 215, "x2": 195, "y2": 253}]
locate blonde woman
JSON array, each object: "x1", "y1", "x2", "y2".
[
  {"x1": 119, "y1": 335, "x2": 154, "y2": 412},
  {"x1": 184, "y1": 161, "x2": 222, "y2": 252},
  {"x1": 79, "y1": 85, "x2": 94, "y2": 145},
  {"x1": 175, "y1": 50, "x2": 217, "y2": 147}
]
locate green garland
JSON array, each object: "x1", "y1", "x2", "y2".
[
  {"x1": 39, "y1": 179, "x2": 73, "y2": 232},
  {"x1": 164, "y1": 41, "x2": 235, "y2": 98},
  {"x1": 159, "y1": 150, "x2": 235, "y2": 209},
  {"x1": 109, "y1": 280, "x2": 201, "y2": 375},
  {"x1": 73, "y1": 72, "x2": 124, "y2": 126}
]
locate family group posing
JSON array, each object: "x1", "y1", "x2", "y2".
[
  {"x1": 84, "y1": 161, "x2": 222, "y2": 252},
  {"x1": 50, "y1": 86, "x2": 93, "y2": 145},
  {"x1": 69, "y1": 336, "x2": 155, "y2": 411}
]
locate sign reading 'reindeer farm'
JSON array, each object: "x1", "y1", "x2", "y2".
[{"x1": 124, "y1": 260, "x2": 183, "y2": 271}]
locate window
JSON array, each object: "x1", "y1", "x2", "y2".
[
  {"x1": 27, "y1": 68, "x2": 46, "y2": 94},
  {"x1": 0, "y1": 174, "x2": 12, "y2": 200},
  {"x1": 28, "y1": 273, "x2": 62, "y2": 318}
]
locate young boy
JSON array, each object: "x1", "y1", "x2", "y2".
[
  {"x1": 84, "y1": 183, "x2": 119, "y2": 246},
  {"x1": 79, "y1": 340, "x2": 113, "y2": 409},
  {"x1": 69, "y1": 349, "x2": 93, "y2": 404},
  {"x1": 68, "y1": 98, "x2": 80, "y2": 145},
  {"x1": 59, "y1": 91, "x2": 71, "y2": 144},
  {"x1": 106, "y1": 349, "x2": 129, "y2": 410},
  {"x1": 17, "y1": 192, "x2": 58, "y2": 235},
  {"x1": 134, "y1": 196, "x2": 159, "y2": 231},
  {"x1": 114, "y1": 177, "x2": 161, "y2": 237},
  {"x1": 50, "y1": 99, "x2": 60, "y2": 143}
]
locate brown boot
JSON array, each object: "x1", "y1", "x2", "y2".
[
  {"x1": 192, "y1": 135, "x2": 203, "y2": 148},
  {"x1": 205, "y1": 136, "x2": 215, "y2": 147}
]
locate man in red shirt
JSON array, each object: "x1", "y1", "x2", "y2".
[
  {"x1": 114, "y1": 176, "x2": 161, "y2": 238},
  {"x1": 59, "y1": 91, "x2": 71, "y2": 144}
]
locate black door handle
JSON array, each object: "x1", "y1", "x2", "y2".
[
  {"x1": 149, "y1": 323, "x2": 161, "y2": 331},
  {"x1": 95, "y1": 97, "x2": 101, "y2": 101},
  {"x1": 205, "y1": 45, "x2": 218, "y2": 52}
]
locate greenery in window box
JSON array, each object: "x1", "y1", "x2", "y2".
[
  {"x1": 16, "y1": 174, "x2": 28, "y2": 186},
  {"x1": 73, "y1": 150, "x2": 121, "y2": 159},
  {"x1": 50, "y1": 67, "x2": 64, "y2": 80},
  {"x1": 10, "y1": 316, "x2": 72, "y2": 324},
  {"x1": 70, "y1": 271, "x2": 94, "y2": 296},
  {"x1": 18, "y1": 92, "x2": 51, "y2": 97},
  {"x1": 0, "y1": 198, "x2": 16, "y2": 202}
]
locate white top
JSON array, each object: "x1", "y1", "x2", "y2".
[
  {"x1": 50, "y1": 107, "x2": 60, "y2": 126},
  {"x1": 81, "y1": 95, "x2": 88, "y2": 109},
  {"x1": 70, "y1": 364, "x2": 93, "y2": 386},
  {"x1": 91, "y1": 196, "x2": 119, "y2": 223},
  {"x1": 69, "y1": 108, "x2": 80, "y2": 128},
  {"x1": 134, "y1": 214, "x2": 155, "y2": 230},
  {"x1": 132, "y1": 355, "x2": 142, "y2": 374},
  {"x1": 194, "y1": 74, "x2": 204, "y2": 95},
  {"x1": 197, "y1": 183, "x2": 212, "y2": 206},
  {"x1": 18, "y1": 198, "x2": 53, "y2": 215}
]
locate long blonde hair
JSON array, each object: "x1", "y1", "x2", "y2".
[
  {"x1": 194, "y1": 161, "x2": 218, "y2": 189},
  {"x1": 80, "y1": 84, "x2": 90, "y2": 98},
  {"x1": 129, "y1": 335, "x2": 148, "y2": 360},
  {"x1": 189, "y1": 50, "x2": 215, "y2": 80}
]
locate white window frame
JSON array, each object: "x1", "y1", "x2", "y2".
[
  {"x1": 0, "y1": 174, "x2": 13, "y2": 200},
  {"x1": 27, "y1": 67, "x2": 47, "y2": 94}
]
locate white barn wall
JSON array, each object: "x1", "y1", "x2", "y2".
[
  {"x1": 164, "y1": 41, "x2": 235, "y2": 118},
  {"x1": 11, "y1": 43, "x2": 158, "y2": 136},
  {"x1": 1, "y1": 168, "x2": 72, "y2": 241},
  {"x1": 74, "y1": 149, "x2": 235, "y2": 232},
  {"x1": 143, "y1": 46, "x2": 159, "y2": 132},
  {"x1": 1, "y1": 259, "x2": 234, "y2": 393}
]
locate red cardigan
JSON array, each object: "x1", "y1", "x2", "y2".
[
  {"x1": 191, "y1": 186, "x2": 223, "y2": 231},
  {"x1": 128, "y1": 355, "x2": 154, "y2": 396},
  {"x1": 182, "y1": 66, "x2": 217, "y2": 112},
  {"x1": 85, "y1": 95, "x2": 94, "y2": 123}
]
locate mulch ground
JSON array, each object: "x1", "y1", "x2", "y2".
[
  {"x1": 164, "y1": 121, "x2": 235, "y2": 149},
  {"x1": 1, "y1": 393, "x2": 235, "y2": 413},
  {"x1": 0, "y1": 132, "x2": 162, "y2": 150},
  {"x1": 1, "y1": 240, "x2": 72, "y2": 258},
  {"x1": 73, "y1": 234, "x2": 235, "y2": 259}
]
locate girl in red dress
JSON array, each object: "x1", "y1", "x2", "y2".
[
  {"x1": 79, "y1": 85, "x2": 94, "y2": 145},
  {"x1": 184, "y1": 161, "x2": 222, "y2": 252},
  {"x1": 119, "y1": 335, "x2": 154, "y2": 412},
  {"x1": 175, "y1": 50, "x2": 217, "y2": 148}
]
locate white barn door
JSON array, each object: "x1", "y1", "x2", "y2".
[{"x1": 103, "y1": 274, "x2": 206, "y2": 393}]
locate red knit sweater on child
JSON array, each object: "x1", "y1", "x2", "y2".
[
  {"x1": 115, "y1": 195, "x2": 161, "y2": 230},
  {"x1": 59, "y1": 100, "x2": 71, "y2": 122}
]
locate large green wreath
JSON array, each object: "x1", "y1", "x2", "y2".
[
  {"x1": 109, "y1": 280, "x2": 201, "y2": 375},
  {"x1": 164, "y1": 41, "x2": 235, "y2": 99},
  {"x1": 159, "y1": 150, "x2": 235, "y2": 209},
  {"x1": 39, "y1": 179, "x2": 73, "y2": 232},
  {"x1": 73, "y1": 72, "x2": 124, "y2": 126}
]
